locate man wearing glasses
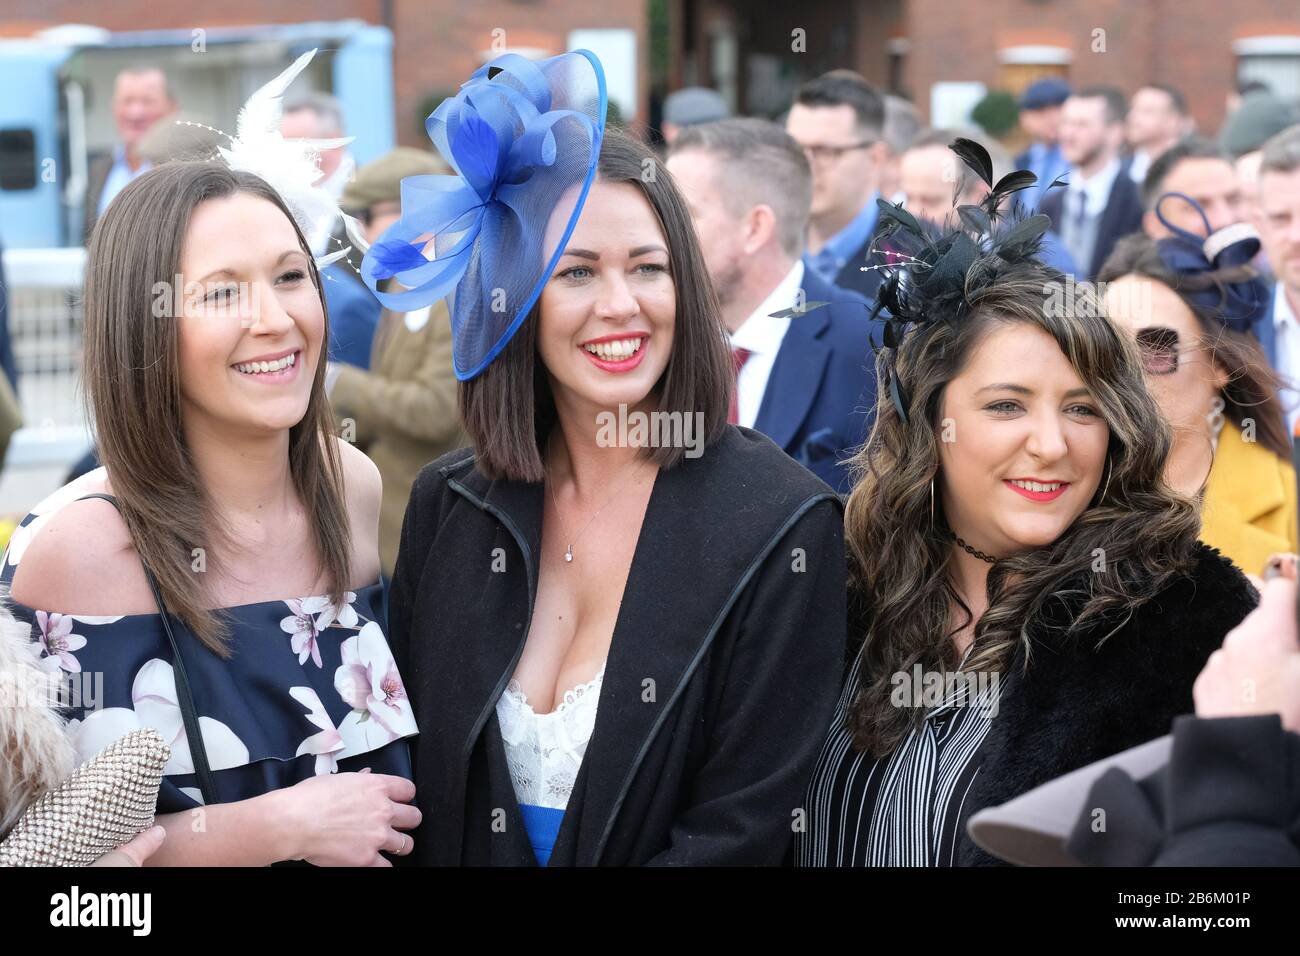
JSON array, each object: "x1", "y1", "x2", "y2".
[{"x1": 785, "y1": 71, "x2": 889, "y2": 302}]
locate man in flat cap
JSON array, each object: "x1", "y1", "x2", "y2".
[
  {"x1": 329, "y1": 147, "x2": 466, "y2": 584},
  {"x1": 1015, "y1": 77, "x2": 1071, "y2": 209},
  {"x1": 661, "y1": 87, "x2": 730, "y2": 146}
]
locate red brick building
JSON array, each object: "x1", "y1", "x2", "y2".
[
  {"x1": 1, "y1": 0, "x2": 650, "y2": 144},
  {"x1": 676, "y1": 0, "x2": 1300, "y2": 136},
  {"x1": 7, "y1": 1, "x2": 1300, "y2": 141}
]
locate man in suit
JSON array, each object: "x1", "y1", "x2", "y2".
[
  {"x1": 1014, "y1": 78, "x2": 1071, "y2": 210},
  {"x1": 84, "y1": 66, "x2": 177, "y2": 242},
  {"x1": 667, "y1": 118, "x2": 880, "y2": 493},
  {"x1": 1125, "y1": 84, "x2": 1193, "y2": 185},
  {"x1": 1040, "y1": 86, "x2": 1144, "y2": 280},
  {"x1": 785, "y1": 70, "x2": 890, "y2": 302},
  {"x1": 1251, "y1": 124, "x2": 1300, "y2": 435}
]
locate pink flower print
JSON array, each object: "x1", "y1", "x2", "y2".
[
  {"x1": 290, "y1": 686, "x2": 345, "y2": 775},
  {"x1": 280, "y1": 592, "x2": 359, "y2": 668},
  {"x1": 35, "y1": 611, "x2": 87, "y2": 673},
  {"x1": 67, "y1": 659, "x2": 249, "y2": 783},
  {"x1": 334, "y1": 622, "x2": 418, "y2": 752},
  {"x1": 280, "y1": 596, "x2": 330, "y2": 667}
]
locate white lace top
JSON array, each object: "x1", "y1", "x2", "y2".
[{"x1": 495, "y1": 666, "x2": 606, "y2": 811}]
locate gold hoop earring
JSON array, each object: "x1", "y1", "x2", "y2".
[{"x1": 1100, "y1": 456, "x2": 1113, "y2": 502}]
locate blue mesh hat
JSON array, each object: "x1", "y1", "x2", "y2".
[{"x1": 361, "y1": 50, "x2": 607, "y2": 380}]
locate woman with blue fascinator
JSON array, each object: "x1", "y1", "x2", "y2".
[
  {"x1": 1099, "y1": 195, "x2": 1297, "y2": 579},
  {"x1": 366, "y1": 51, "x2": 847, "y2": 866}
]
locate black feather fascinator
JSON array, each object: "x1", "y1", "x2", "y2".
[{"x1": 869, "y1": 137, "x2": 1065, "y2": 424}]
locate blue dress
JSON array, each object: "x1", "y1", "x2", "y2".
[{"x1": 0, "y1": 479, "x2": 418, "y2": 815}]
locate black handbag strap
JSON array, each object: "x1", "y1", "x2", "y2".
[{"x1": 76, "y1": 492, "x2": 218, "y2": 805}]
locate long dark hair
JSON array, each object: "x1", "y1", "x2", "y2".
[
  {"x1": 459, "y1": 127, "x2": 732, "y2": 481},
  {"x1": 844, "y1": 261, "x2": 1200, "y2": 757},
  {"x1": 83, "y1": 161, "x2": 352, "y2": 654},
  {"x1": 1098, "y1": 232, "x2": 1291, "y2": 458}
]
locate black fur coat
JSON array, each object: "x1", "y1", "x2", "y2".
[{"x1": 946, "y1": 542, "x2": 1258, "y2": 865}]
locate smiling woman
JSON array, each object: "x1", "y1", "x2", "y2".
[
  {"x1": 0, "y1": 161, "x2": 421, "y2": 867},
  {"x1": 794, "y1": 141, "x2": 1259, "y2": 867},
  {"x1": 375, "y1": 52, "x2": 848, "y2": 866}
]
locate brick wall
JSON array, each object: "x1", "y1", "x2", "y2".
[
  {"x1": 6, "y1": 0, "x2": 647, "y2": 146},
  {"x1": 904, "y1": 0, "x2": 1300, "y2": 132}
]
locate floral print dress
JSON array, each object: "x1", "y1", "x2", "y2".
[{"x1": 0, "y1": 473, "x2": 418, "y2": 812}]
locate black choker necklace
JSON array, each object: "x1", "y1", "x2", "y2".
[{"x1": 953, "y1": 534, "x2": 998, "y2": 564}]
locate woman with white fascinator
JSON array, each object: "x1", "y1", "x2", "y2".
[{"x1": 1, "y1": 51, "x2": 419, "y2": 866}]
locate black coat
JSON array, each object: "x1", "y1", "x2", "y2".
[
  {"x1": 1067, "y1": 714, "x2": 1300, "y2": 866},
  {"x1": 1039, "y1": 171, "x2": 1144, "y2": 280},
  {"x1": 387, "y1": 426, "x2": 848, "y2": 865},
  {"x1": 944, "y1": 543, "x2": 1258, "y2": 865}
]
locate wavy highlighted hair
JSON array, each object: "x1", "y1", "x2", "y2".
[{"x1": 844, "y1": 260, "x2": 1202, "y2": 756}]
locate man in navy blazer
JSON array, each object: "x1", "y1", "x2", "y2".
[
  {"x1": 667, "y1": 118, "x2": 879, "y2": 493},
  {"x1": 1249, "y1": 125, "x2": 1300, "y2": 436},
  {"x1": 1039, "y1": 87, "x2": 1144, "y2": 280}
]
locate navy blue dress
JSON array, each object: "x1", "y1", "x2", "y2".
[{"x1": 0, "y1": 479, "x2": 417, "y2": 815}]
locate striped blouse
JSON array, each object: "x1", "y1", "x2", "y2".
[{"x1": 794, "y1": 645, "x2": 1003, "y2": 867}]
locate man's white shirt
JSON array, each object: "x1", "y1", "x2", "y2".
[
  {"x1": 729, "y1": 261, "x2": 802, "y2": 429},
  {"x1": 1271, "y1": 282, "x2": 1300, "y2": 436}
]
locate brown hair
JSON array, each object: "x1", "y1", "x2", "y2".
[
  {"x1": 844, "y1": 261, "x2": 1200, "y2": 756},
  {"x1": 83, "y1": 161, "x2": 352, "y2": 654},
  {"x1": 1097, "y1": 232, "x2": 1291, "y2": 459},
  {"x1": 459, "y1": 127, "x2": 732, "y2": 481}
]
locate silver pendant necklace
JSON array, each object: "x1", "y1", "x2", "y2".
[{"x1": 545, "y1": 435, "x2": 651, "y2": 563}]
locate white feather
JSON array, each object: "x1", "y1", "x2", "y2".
[{"x1": 217, "y1": 48, "x2": 358, "y2": 269}]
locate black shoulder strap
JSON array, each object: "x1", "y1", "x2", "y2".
[{"x1": 76, "y1": 492, "x2": 218, "y2": 805}]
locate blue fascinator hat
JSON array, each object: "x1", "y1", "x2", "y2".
[
  {"x1": 1152, "y1": 192, "x2": 1270, "y2": 334},
  {"x1": 361, "y1": 50, "x2": 607, "y2": 380}
]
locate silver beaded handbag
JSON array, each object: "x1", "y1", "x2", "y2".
[{"x1": 0, "y1": 728, "x2": 170, "y2": 867}]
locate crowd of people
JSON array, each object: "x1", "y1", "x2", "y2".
[{"x1": 1, "y1": 48, "x2": 1298, "y2": 868}]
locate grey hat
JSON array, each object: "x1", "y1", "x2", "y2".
[
  {"x1": 663, "y1": 87, "x2": 730, "y2": 127},
  {"x1": 138, "y1": 113, "x2": 223, "y2": 164},
  {"x1": 967, "y1": 733, "x2": 1172, "y2": 866},
  {"x1": 1221, "y1": 90, "x2": 1297, "y2": 157}
]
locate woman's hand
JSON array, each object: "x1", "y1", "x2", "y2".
[
  {"x1": 273, "y1": 769, "x2": 421, "y2": 866},
  {"x1": 89, "y1": 825, "x2": 166, "y2": 867},
  {"x1": 1194, "y1": 574, "x2": 1300, "y2": 733}
]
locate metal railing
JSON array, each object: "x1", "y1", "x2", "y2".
[{"x1": 2, "y1": 247, "x2": 93, "y2": 468}]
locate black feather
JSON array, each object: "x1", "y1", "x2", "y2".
[
  {"x1": 950, "y1": 137, "x2": 994, "y2": 189},
  {"x1": 860, "y1": 145, "x2": 1056, "y2": 425},
  {"x1": 957, "y1": 204, "x2": 992, "y2": 237},
  {"x1": 984, "y1": 169, "x2": 1039, "y2": 215}
]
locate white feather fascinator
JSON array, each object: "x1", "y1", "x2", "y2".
[{"x1": 183, "y1": 48, "x2": 370, "y2": 269}]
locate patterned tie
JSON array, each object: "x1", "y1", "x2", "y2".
[{"x1": 727, "y1": 347, "x2": 752, "y2": 425}]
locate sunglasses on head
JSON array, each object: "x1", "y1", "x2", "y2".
[{"x1": 1135, "y1": 326, "x2": 1199, "y2": 376}]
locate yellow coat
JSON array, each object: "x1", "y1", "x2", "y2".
[{"x1": 1200, "y1": 418, "x2": 1298, "y2": 576}]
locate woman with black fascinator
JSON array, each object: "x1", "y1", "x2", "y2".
[
  {"x1": 1099, "y1": 198, "x2": 1296, "y2": 579},
  {"x1": 794, "y1": 141, "x2": 1258, "y2": 866}
]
